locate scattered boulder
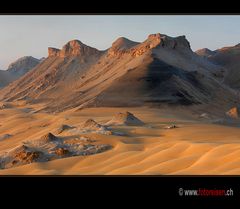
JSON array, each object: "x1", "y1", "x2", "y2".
[
  {"x1": 40, "y1": 132, "x2": 58, "y2": 142},
  {"x1": 95, "y1": 144, "x2": 112, "y2": 153},
  {"x1": 14, "y1": 150, "x2": 41, "y2": 164},
  {"x1": 199, "y1": 113, "x2": 211, "y2": 119},
  {"x1": 82, "y1": 119, "x2": 103, "y2": 130},
  {"x1": 63, "y1": 136, "x2": 95, "y2": 145},
  {"x1": 55, "y1": 148, "x2": 69, "y2": 156},
  {"x1": 79, "y1": 136, "x2": 95, "y2": 142},
  {"x1": 56, "y1": 124, "x2": 74, "y2": 134},
  {"x1": 165, "y1": 124, "x2": 178, "y2": 129},
  {"x1": 106, "y1": 111, "x2": 144, "y2": 126},
  {"x1": 11, "y1": 145, "x2": 43, "y2": 165},
  {"x1": 0, "y1": 131, "x2": 112, "y2": 169},
  {"x1": 79, "y1": 119, "x2": 112, "y2": 134},
  {"x1": 24, "y1": 132, "x2": 59, "y2": 147},
  {"x1": 0, "y1": 134, "x2": 12, "y2": 141},
  {"x1": 84, "y1": 144, "x2": 112, "y2": 155},
  {"x1": 0, "y1": 102, "x2": 10, "y2": 110},
  {"x1": 226, "y1": 107, "x2": 239, "y2": 119},
  {"x1": 40, "y1": 123, "x2": 50, "y2": 128}
]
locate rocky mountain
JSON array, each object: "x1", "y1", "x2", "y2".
[
  {"x1": 209, "y1": 44, "x2": 240, "y2": 89},
  {"x1": 195, "y1": 48, "x2": 216, "y2": 57},
  {"x1": 0, "y1": 56, "x2": 41, "y2": 88},
  {"x1": 0, "y1": 33, "x2": 238, "y2": 112},
  {"x1": 7, "y1": 56, "x2": 41, "y2": 78},
  {"x1": 48, "y1": 40, "x2": 102, "y2": 58},
  {"x1": 197, "y1": 44, "x2": 240, "y2": 89}
]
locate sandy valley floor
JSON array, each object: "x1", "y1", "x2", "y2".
[{"x1": 1, "y1": 103, "x2": 240, "y2": 175}]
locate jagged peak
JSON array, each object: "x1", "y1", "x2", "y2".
[
  {"x1": 107, "y1": 33, "x2": 192, "y2": 58},
  {"x1": 48, "y1": 39, "x2": 101, "y2": 58},
  {"x1": 48, "y1": 33, "x2": 192, "y2": 59},
  {"x1": 129, "y1": 33, "x2": 191, "y2": 57},
  {"x1": 145, "y1": 33, "x2": 191, "y2": 49}
]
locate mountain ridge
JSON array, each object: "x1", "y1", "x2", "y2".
[{"x1": 0, "y1": 33, "x2": 238, "y2": 113}]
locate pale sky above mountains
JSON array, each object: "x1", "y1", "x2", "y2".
[{"x1": 0, "y1": 15, "x2": 240, "y2": 69}]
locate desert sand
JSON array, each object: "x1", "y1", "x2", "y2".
[
  {"x1": 1, "y1": 33, "x2": 240, "y2": 175},
  {"x1": 1, "y1": 102, "x2": 240, "y2": 175}
]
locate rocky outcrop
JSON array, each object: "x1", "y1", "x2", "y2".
[
  {"x1": 55, "y1": 148, "x2": 69, "y2": 156},
  {"x1": 0, "y1": 102, "x2": 10, "y2": 109},
  {"x1": 226, "y1": 106, "x2": 239, "y2": 119},
  {"x1": 82, "y1": 119, "x2": 103, "y2": 130},
  {"x1": 48, "y1": 40, "x2": 101, "y2": 58},
  {"x1": 108, "y1": 33, "x2": 192, "y2": 58},
  {"x1": 108, "y1": 37, "x2": 139, "y2": 57},
  {"x1": 60, "y1": 40, "x2": 100, "y2": 57},
  {"x1": 40, "y1": 132, "x2": 58, "y2": 142},
  {"x1": 56, "y1": 124, "x2": 74, "y2": 134},
  {"x1": 0, "y1": 134, "x2": 12, "y2": 141},
  {"x1": 132, "y1": 33, "x2": 191, "y2": 57},
  {"x1": 106, "y1": 111, "x2": 144, "y2": 126},
  {"x1": 48, "y1": 47, "x2": 61, "y2": 57},
  {"x1": 14, "y1": 148, "x2": 41, "y2": 164},
  {"x1": 0, "y1": 133, "x2": 112, "y2": 169}
]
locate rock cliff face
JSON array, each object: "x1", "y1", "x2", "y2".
[
  {"x1": 226, "y1": 106, "x2": 240, "y2": 119},
  {"x1": 48, "y1": 48, "x2": 60, "y2": 57},
  {"x1": 144, "y1": 33, "x2": 190, "y2": 50},
  {"x1": 108, "y1": 37, "x2": 139, "y2": 57},
  {"x1": 108, "y1": 33, "x2": 191, "y2": 58},
  {"x1": 48, "y1": 40, "x2": 101, "y2": 58}
]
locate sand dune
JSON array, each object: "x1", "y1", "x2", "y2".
[
  {"x1": 1, "y1": 105, "x2": 240, "y2": 174},
  {"x1": 1, "y1": 33, "x2": 240, "y2": 175}
]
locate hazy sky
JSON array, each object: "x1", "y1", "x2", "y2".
[{"x1": 0, "y1": 15, "x2": 240, "y2": 69}]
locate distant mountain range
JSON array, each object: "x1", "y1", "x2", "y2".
[
  {"x1": 0, "y1": 56, "x2": 43, "y2": 88},
  {"x1": 0, "y1": 33, "x2": 240, "y2": 113},
  {"x1": 196, "y1": 44, "x2": 240, "y2": 89}
]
